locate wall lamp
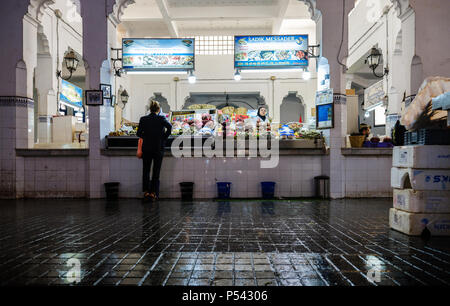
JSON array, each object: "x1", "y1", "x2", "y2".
[
  {"x1": 120, "y1": 90, "x2": 129, "y2": 109},
  {"x1": 56, "y1": 50, "x2": 79, "y2": 81},
  {"x1": 366, "y1": 47, "x2": 389, "y2": 78}
]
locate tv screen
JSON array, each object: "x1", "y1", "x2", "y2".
[
  {"x1": 234, "y1": 35, "x2": 308, "y2": 69},
  {"x1": 316, "y1": 103, "x2": 334, "y2": 129},
  {"x1": 122, "y1": 38, "x2": 195, "y2": 71},
  {"x1": 60, "y1": 79, "x2": 83, "y2": 109}
]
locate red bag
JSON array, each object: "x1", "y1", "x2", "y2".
[{"x1": 136, "y1": 138, "x2": 143, "y2": 159}]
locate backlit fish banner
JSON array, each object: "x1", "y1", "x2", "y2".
[
  {"x1": 234, "y1": 35, "x2": 308, "y2": 69},
  {"x1": 122, "y1": 38, "x2": 195, "y2": 71}
]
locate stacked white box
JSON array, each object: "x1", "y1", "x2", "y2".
[{"x1": 389, "y1": 145, "x2": 450, "y2": 236}]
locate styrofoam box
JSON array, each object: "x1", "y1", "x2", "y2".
[
  {"x1": 393, "y1": 189, "x2": 450, "y2": 213},
  {"x1": 391, "y1": 167, "x2": 450, "y2": 191},
  {"x1": 393, "y1": 145, "x2": 450, "y2": 169},
  {"x1": 389, "y1": 208, "x2": 450, "y2": 236}
]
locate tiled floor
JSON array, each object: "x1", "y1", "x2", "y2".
[{"x1": 0, "y1": 198, "x2": 449, "y2": 286}]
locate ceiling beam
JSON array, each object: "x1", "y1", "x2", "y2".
[
  {"x1": 272, "y1": 0, "x2": 290, "y2": 34},
  {"x1": 155, "y1": 0, "x2": 179, "y2": 37}
]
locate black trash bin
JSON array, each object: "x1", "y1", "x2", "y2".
[
  {"x1": 104, "y1": 182, "x2": 120, "y2": 200},
  {"x1": 179, "y1": 182, "x2": 194, "y2": 201},
  {"x1": 314, "y1": 176, "x2": 330, "y2": 199}
]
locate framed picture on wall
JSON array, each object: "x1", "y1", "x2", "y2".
[
  {"x1": 85, "y1": 90, "x2": 103, "y2": 106},
  {"x1": 316, "y1": 103, "x2": 334, "y2": 129},
  {"x1": 100, "y1": 84, "x2": 112, "y2": 99}
]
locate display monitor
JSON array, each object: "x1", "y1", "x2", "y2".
[
  {"x1": 316, "y1": 103, "x2": 334, "y2": 129},
  {"x1": 59, "y1": 79, "x2": 83, "y2": 110},
  {"x1": 122, "y1": 38, "x2": 195, "y2": 72},
  {"x1": 234, "y1": 35, "x2": 309, "y2": 69}
]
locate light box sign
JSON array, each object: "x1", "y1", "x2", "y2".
[
  {"x1": 316, "y1": 103, "x2": 334, "y2": 129},
  {"x1": 234, "y1": 35, "x2": 308, "y2": 69},
  {"x1": 122, "y1": 38, "x2": 195, "y2": 71},
  {"x1": 60, "y1": 79, "x2": 83, "y2": 109}
]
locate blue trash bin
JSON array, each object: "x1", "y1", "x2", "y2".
[
  {"x1": 261, "y1": 182, "x2": 276, "y2": 199},
  {"x1": 216, "y1": 182, "x2": 232, "y2": 199}
]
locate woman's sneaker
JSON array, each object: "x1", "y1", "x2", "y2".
[{"x1": 149, "y1": 192, "x2": 157, "y2": 202}]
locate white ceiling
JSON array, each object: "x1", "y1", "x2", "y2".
[{"x1": 119, "y1": 0, "x2": 314, "y2": 37}]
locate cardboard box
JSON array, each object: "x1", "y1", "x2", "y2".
[
  {"x1": 391, "y1": 167, "x2": 450, "y2": 191},
  {"x1": 393, "y1": 145, "x2": 450, "y2": 169},
  {"x1": 389, "y1": 208, "x2": 450, "y2": 236},
  {"x1": 393, "y1": 189, "x2": 450, "y2": 213}
]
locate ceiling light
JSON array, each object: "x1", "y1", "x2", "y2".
[
  {"x1": 124, "y1": 71, "x2": 188, "y2": 75},
  {"x1": 188, "y1": 70, "x2": 196, "y2": 84},
  {"x1": 234, "y1": 69, "x2": 241, "y2": 81}
]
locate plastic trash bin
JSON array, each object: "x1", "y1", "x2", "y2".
[
  {"x1": 314, "y1": 176, "x2": 330, "y2": 199},
  {"x1": 179, "y1": 182, "x2": 194, "y2": 201},
  {"x1": 104, "y1": 182, "x2": 120, "y2": 200},
  {"x1": 216, "y1": 182, "x2": 232, "y2": 199},
  {"x1": 261, "y1": 182, "x2": 276, "y2": 199}
]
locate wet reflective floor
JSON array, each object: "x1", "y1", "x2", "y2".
[{"x1": 0, "y1": 198, "x2": 449, "y2": 286}]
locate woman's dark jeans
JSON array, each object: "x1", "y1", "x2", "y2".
[{"x1": 142, "y1": 150, "x2": 164, "y2": 196}]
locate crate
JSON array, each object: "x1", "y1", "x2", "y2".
[
  {"x1": 393, "y1": 189, "x2": 450, "y2": 213},
  {"x1": 404, "y1": 129, "x2": 450, "y2": 145},
  {"x1": 389, "y1": 208, "x2": 450, "y2": 236},
  {"x1": 393, "y1": 145, "x2": 450, "y2": 169}
]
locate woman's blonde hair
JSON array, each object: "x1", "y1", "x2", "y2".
[{"x1": 149, "y1": 100, "x2": 160, "y2": 113}]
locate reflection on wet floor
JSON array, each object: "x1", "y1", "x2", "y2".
[{"x1": 0, "y1": 198, "x2": 449, "y2": 286}]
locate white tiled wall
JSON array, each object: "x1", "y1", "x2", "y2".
[
  {"x1": 22, "y1": 157, "x2": 88, "y2": 198},
  {"x1": 344, "y1": 156, "x2": 393, "y2": 197},
  {"x1": 108, "y1": 155, "x2": 324, "y2": 199},
  {"x1": 14, "y1": 154, "x2": 392, "y2": 199}
]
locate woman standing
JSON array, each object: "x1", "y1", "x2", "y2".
[{"x1": 136, "y1": 101, "x2": 172, "y2": 201}]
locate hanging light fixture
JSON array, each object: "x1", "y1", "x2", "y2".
[
  {"x1": 234, "y1": 69, "x2": 241, "y2": 81},
  {"x1": 57, "y1": 50, "x2": 79, "y2": 81},
  {"x1": 188, "y1": 70, "x2": 196, "y2": 84},
  {"x1": 366, "y1": 47, "x2": 389, "y2": 78}
]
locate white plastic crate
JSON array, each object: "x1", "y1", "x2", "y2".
[
  {"x1": 393, "y1": 189, "x2": 450, "y2": 213},
  {"x1": 391, "y1": 167, "x2": 450, "y2": 191},
  {"x1": 393, "y1": 145, "x2": 450, "y2": 169},
  {"x1": 389, "y1": 208, "x2": 450, "y2": 236}
]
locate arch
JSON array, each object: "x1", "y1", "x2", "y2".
[
  {"x1": 149, "y1": 93, "x2": 171, "y2": 114},
  {"x1": 410, "y1": 55, "x2": 423, "y2": 96},
  {"x1": 16, "y1": 60, "x2": 28, "y2": 97},
  {"x1": 280, "y1": 92, "x2": 306, "y2": 124},
  {"x1": 394, "y1": 29, "x2": 403, "y2": 56},
  {"x1": 28, "y1": 0, "x2": 55, "y2": 21},
  {"x1": 110, "y1": 0, "x2": 136, "y2": 25},
  {"x1": 37, "y1": 25, "x2": 50, "y2": 55},
  {"x1": 389, "y1": 0, "x2": 412, "y2": 20},
  {"x1": 297, "y1": 0, "x2": 320, "y2": 22}
]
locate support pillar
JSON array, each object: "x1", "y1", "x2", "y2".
[
  {"x1": 79, "y1": 0, "x2": 115, "y2": 198},
  {"x1": 0, "y1": 0, "x2": 34, "y2": 198},
  {"x1": 316, "y1": 0, "x2": 354, "y2": 199}
]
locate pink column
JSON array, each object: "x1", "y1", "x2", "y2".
[
  {"x1": 409, "y1": 0, "x2": 450, "y2": 79},
  {"x1": 316, "y1": 0, "x2": 354, "y2": 199},
  {"x1": 0, "y1": 0, "x2": 32, "y2": 198},
  {"x1": 79, "y1": 0, "x2": 115, "y2": 198}
]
